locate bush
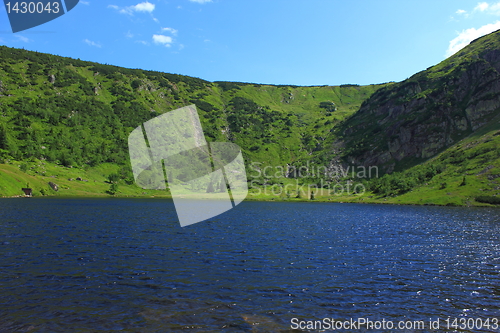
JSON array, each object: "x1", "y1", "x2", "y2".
[
  {"x1": 319, "y1": 101, "x2": 336, "y2": 113},
  {"x1": 131, "y1": 79, "x2": 142, "y2": 90},
  {"x1": 215, "y1": 81, "x2": 242, "y2": 91},
  {"x1": 108, "y1": 172, "x2": 120, "y2": 183},
  {"x1": 475, "y1": 196, "x2": 500, "y2": 205},
  {"x1": 0, "y1": 149, "x2": 11, "y2": 163},
  {"x1": 107, "y1": 183, "x2": 118, "y2": 195},
  {"x1": 190, "y1": 99, "x2": 215, "y2": 113}
]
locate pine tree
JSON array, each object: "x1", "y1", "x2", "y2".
[
  {"x1": 108, "y1": 183, "x2": 118, "y2": 195},
  {"x1": 0, "y1": 123, "x2": 8, "y2": 150}
]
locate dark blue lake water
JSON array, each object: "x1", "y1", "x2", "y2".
[{"x1": 0, "y1": 198, "x2": 499, "y2": 332}]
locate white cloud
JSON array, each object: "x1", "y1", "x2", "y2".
[
  {"x1": 133, "y1": 2, "x2": 155, "y2": 12},
  {"x1": 84, "y1": 39, "x2": 101, "y2": 48},
  {"x1": 136, "y1": 40, "x2": 148, "y2": 45},
  {"x1": 475, "y1": 2, "x2": 490, "y2": 11},
  {"x1": 472, "y1": 1, "x2": 500, "y2": 15},
  {"x1": 445, "y1": 21, "x2": 500, "y2": 57},
  {"x1": 455, "y1": 2, "x2": 500, "y2": 19},
  {"x1": 80, "y1": 1, "x2": 89, "y2": 5},
  {"x1": 109, "y1": 1, "x2": 155, "y2": 15},
  {"x1": 153, "y1": 34, "x2": 173, "y2": 46},
  {"x1": 188, "y1": 0, "x2": 212, "y2": 3},
  {"x1": 162, "y1": 27, "x2": 178, "y2": 35},
  {"x1": 16, "y1": 35, "x2": 31, "y2": 42}
]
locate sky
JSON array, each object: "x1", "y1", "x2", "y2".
[{"x1": 1, "y1": 0, "x2": 500, "y2": 86}]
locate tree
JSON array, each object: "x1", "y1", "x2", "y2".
[
  {"x1": 0, "y1": 123, "x2": 8, "y2": 150},
  {"x1": 108, "y1": 172, "x2": 120, "y2": 183},
  {"x1": 131, "y1": 79, "x2": 142, "y2": 90},
  {"x1": 108, "y1": 182, "x2": 118, "y2": 195},
  {"x1": 319, "y1": 101, "x2": 336, "y2": 113}
]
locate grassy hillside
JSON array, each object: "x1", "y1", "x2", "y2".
[
  {"x1": 0, "y1": 45, "x2": 388, "y2": 198},
  {"x1": 0, "y1": 30, "x2": 500, "y2": 207},
  {"x1": 244, "y1": 118, "x2": 500, "y2": 207},
  {"x1": 0, "y1": 161, "x2": 170, "y2": 197},
  {"x1": 0, "y1": 45, "x2": 386, "y2": 169},
  {"x1": 364, "y1": 114, "x2": 500, "y2": 206}
]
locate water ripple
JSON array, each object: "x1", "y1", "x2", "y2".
[{"x1": 0, "y1": 199, "x2": 499, "y2": 332}]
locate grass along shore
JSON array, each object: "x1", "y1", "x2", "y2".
[{"x1": 1, "y1": 159, "x2": 498, "y2": 207}]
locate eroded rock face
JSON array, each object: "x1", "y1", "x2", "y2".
[{"x1": 338, "y1": 47, "x2": 500, "y2": 174}]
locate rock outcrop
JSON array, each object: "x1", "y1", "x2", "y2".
[
  {"x1": 338, "y1": 31, "x2": 500, "y2": 174},
  {"x1": 48, "y1": 182, "x2": 58, "y2": 191}
]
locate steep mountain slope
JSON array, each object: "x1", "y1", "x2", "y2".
[
  {"x1": 0, "y1": 45, "x2": 386, "y2": 174},
  {"x1": 0, "y1": 29, "x2": 500, "y2": 205},
  {"x1": 337, "y1": 29, "x2": 500, "y2": 174},
  {"x1": 364, "y1": 118, "x2": 500, "y2": 206}
]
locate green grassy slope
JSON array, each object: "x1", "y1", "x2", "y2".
[
  {"x1": 0, "y1": 45, "x2": 385, "y2": 166},
  {"x1": 1, "y1": 29, "x2": 500, "y2": 206},
  {"x1": 364, "y1": 114, "x2": 500, "y2": 206},
  {"x1": 244, "y1": 117, "x2": 500, "y2": 207},
  {"x1": 0, "y1": 45, "x2": 387, "y2": 197},
  {"x1": 0, "y1": 161, "x2": 171, "y2": 197}
]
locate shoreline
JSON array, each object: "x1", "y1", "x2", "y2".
[{"x1": 1, "y1": 193, "x2": 497, "y2": 208}]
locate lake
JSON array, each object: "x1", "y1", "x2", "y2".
[{"x1": 0, "y1": 198, "x2": 499, "y2": 332}]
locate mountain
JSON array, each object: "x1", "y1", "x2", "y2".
[
  {"x1": 337, "y1": 30, "x2": 500, "y2": 174},
  {"x1": 0, "y1": 45, "x2": 386, "y2": 171},
  {"x1": 0, "y1": 30, "x2": 499, "y2": 205}
]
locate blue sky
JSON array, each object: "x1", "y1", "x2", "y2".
[{"x1": 1, "y1": 0, "x2": 500, "y2": 86}]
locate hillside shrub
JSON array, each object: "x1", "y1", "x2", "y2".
[{"x1": 475, "y1": 196, "x2": 500, "y2": 204}]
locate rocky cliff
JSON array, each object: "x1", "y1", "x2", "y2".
[{"x1": 338, "y1": 30, "x2": 500, "y2": 173}]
